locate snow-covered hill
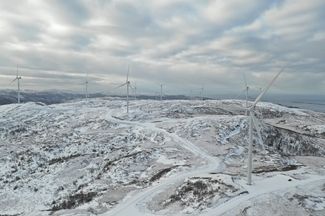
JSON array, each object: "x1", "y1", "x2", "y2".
[{"x1": 0, "y1": 98, "x2": 324, "y2": 216}]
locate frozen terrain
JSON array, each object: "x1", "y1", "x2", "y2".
[{"x1": 0, "y1": 98, "x2": 324, "y2": 216}]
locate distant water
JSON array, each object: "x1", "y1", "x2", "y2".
[
  {"x1": 269, "y1": 99, "x2": 325, "y2": 113},
  {"x1": 263, "y1": 94, "x2": 324, "y2": 113},
  {"x1": 214, "y1": 94, "x2": 325, "y2": 113}
]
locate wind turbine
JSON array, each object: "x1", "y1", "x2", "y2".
[
  {"x1": 129, "y1": 81, "x2": 137, "y2": 100},
  {"x1": 246, "y1": 66, "x2": 285, "y2": 185},
  {"x1": 84, "y1": 71, "x2": 89, "y2": 99},
  {"x1": 11, "y1": 65, "x2": 22, "y2": 103},
  {"x1": 200, "y1": 86, "x2": 204, "y2": 101},
  {"x1": 115, "y1": 66, "x2": 131, "y2": 114},
  {"x1": 160, "y1": 84, "x2": 163, "y2": 101},
  {"x1": 237, "y1": 73, "x2": 264, "y2": 115}
]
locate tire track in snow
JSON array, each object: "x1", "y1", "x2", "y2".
[{"x1": 101, "y1": 114, "x2": 223, "y2": 216}]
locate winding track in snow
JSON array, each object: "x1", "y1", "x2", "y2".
[
  {"x1": 101, "y1": 111, "x2": 223, "y2": 216},
  {"x1": 101, "y1": 107, "x2": 325, "y2": 216}
]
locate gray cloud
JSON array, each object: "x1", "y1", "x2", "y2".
[{"x1": 0, "y1": 0, "x2": 324, "y2": 96}]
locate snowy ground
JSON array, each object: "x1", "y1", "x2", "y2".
[{"x1": 0, "y1": 98, "x2": 324, "y2": 216}]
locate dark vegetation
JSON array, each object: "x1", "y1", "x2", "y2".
[
  {"x1": 164, "y1": 176, "x2": 238, "y2": 208},
  {"x1": 48, "y1": 154, "x2": 82, "y2": 165},
  {"x1": 253, "y1": 164, "x2": 301, "y2": 174},
  {"x1": 50, "y1": 191, "x2": 97, "y2": 212},
  {"x1": 264, "y1": 125, "x2": 325, "y2": 157},
  {"x1": 149, "y1": 166, "x2": 179, "y2": 182}
]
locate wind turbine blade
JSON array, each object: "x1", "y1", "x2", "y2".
[
  {"x1": 252, "y1": 66, "x2": 285, "y2": 107},
  {"x1": 85, "y1": 71, "x2": 89, "y2": 84},
  {"x1": 251, "y1": 113, "x2": 265, "y2": 151},
  {"x1": 114, "y1": 82, "x2": 127, "y2": 89},
  {"x1": 234, "y1": 88, "x2": 246, "y2": 100},
  {"x1": 243, "y1": 73, "x2": 248, "y2": 88},
  {"x1": 11, "y1": 78, "x2": 17, "y2": 83},
  {"x1": 126, "y1": 65, "x2": 129, "y2": 82}
]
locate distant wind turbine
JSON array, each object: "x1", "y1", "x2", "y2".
[
  {"x1": 11, "y1": 65, "x2": 22, "y2": 103},
  {"x1": 132, "y1": 82, "x2": 137, "y2": 100},
  {"x1": 160, "y1": 84, "x2": 163, "y2": 101},
  {"x1": 84, "y1": 71, "x2": 89, "y2": 99},
  {"x1": 246, "y1": 66, "x2": 285, "y2": 185},
  {"x1": 200, "y1": 86, "x2": 204, "y2": 100},
  {"x1": 115, "y1": 66, "x2": 131, "y2": 114}
]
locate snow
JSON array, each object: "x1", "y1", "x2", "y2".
[
  {"x1": 156, "y1": 155, "x2": 186, "y2": 166},
  {"x1": 204, "y1": 173, "x2": 325, "y2": 216},
  {"x1": 0, "y1": 98, "x2": 324, "y2": 216},
  {"x1": 257, "y1": 102, "x2": 309, "y2": 116}
]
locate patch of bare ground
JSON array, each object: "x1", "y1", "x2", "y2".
[
  {"x1": 160, "y1": 175, "x2": 244, "y2": 212},
  {"x1": 252, "y1": 164, "x2": 302, "y2": 174}
]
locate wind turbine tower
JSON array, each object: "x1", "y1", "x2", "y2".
[
  {"x1": 160, "y1": 84, "x2": 163, "y2": 101},
  {"x1": 11, "y1": 65, "x2": 22, "y2": 103},
  {"x1": 85, "y1": 71, "x2": 89, "y2": 99},
  {"x1": 246, "y1": 66, "x2": 285, "y2": 185},
  {"x1": 200, "y1": 86, "x2": 204, "y2": 100},
  {"x1": 243, "y1": 73, "x2": 249, "y2": 115},
  {"x1": 115, "y1": 65, "x2": 131, "y2": 114}
]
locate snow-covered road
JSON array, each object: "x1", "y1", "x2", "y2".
[
  {"x1": 102, "y1": 112, "x2": 223, "y2": 216},
  {"x1": 102, "y1": 107, "x2": 325, "y2": 216}
]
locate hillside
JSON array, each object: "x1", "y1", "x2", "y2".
[{"x1": 0, "y1": 99, "x2": 324, "y2": 216}]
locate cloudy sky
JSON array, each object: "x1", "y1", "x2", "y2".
[{"x1": 0, "y1": 0, "x2": 324, "y2": 96}]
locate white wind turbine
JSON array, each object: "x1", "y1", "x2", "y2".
[
  {"x1": 200, "y1": 86, "x2": 204, "y2": 100},
  {"x1": 131, "y1": 81, "x2": 137, "y2": 100},
  {"x1": 115, "y1": 66, "x2": 131, "y2": 114},
  {"x1": 246, "y1": 66, "x2": 285, "y2": 185},
  {"x1": 243, "y1": 73, "x2": 249, "y2": 115},
  {"x1": 160, "y1": 84, "x2": 163, "y2": 101},
  {"x1": 84, "y1": 71, "x2": 89, "y2": 99},
  {"x1": 11, "y1": 65, "x2": 22, "y2": 103},
  {"x1": 237, "y1": 73, "x2": 263, "y2": 115}
]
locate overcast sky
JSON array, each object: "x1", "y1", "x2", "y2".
[{"x1": 0, "y1": 0, "x2": 324, "y2": 96}]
